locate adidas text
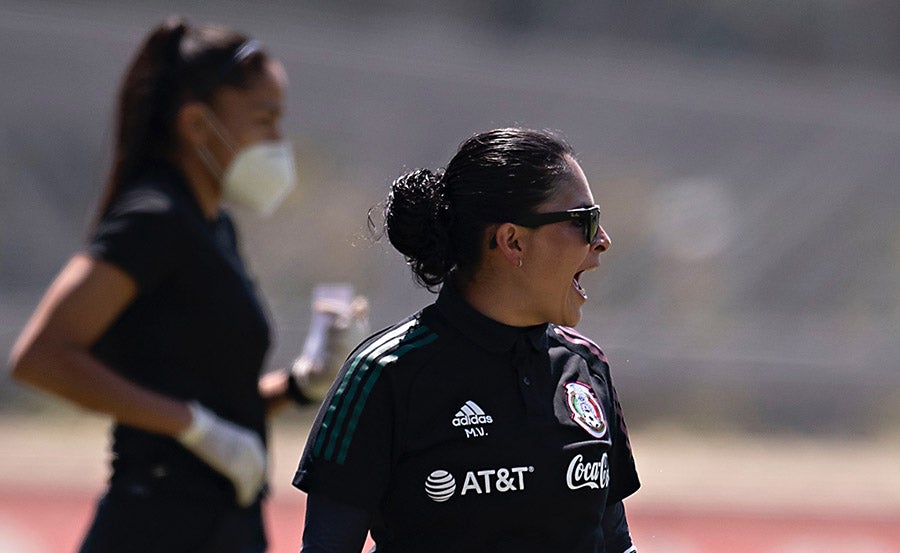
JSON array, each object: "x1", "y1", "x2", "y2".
[{"x1": 452, "y1": 414, "x2": 494, "y2": 427}]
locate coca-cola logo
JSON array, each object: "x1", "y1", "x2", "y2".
[{"x1": 566, "y1": 452, "x2": 609, "y2": 490}]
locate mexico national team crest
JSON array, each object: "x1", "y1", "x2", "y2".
[{"x1": 564, "y1": 381, "x2": 608, "y2": 439}]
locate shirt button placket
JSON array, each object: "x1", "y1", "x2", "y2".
[{"x1": 513, "y1": 337, "x2": 544, "y2": 416}]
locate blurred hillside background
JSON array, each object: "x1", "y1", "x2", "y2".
[{"x1": 2, "y1": 0, "x2": 899, "y2": 439}]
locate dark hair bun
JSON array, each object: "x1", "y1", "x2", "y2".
[{"x1": 384, "y1": 168, "x2": 453, "y2": 290}]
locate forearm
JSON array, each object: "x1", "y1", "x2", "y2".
[
  {"x1": 10, "y1": 343, "x2": 190, "y2": 436},
  {"x1": 9, "y1": 254, "x2": 189, "y2": 436},
  {"x1": 12, "y1": 341, "x2": 268, "y2": 506}
]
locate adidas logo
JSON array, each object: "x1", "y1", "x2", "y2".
[{"x1": 452, "y1": 400, "x2": 493, "y2": 427}]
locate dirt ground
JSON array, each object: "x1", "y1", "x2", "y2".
[
  {"x1": 3, "y1": 407, "x2": 898, "y2": 510},
  {"x1": 2, "y1": 407, "x2": 899, "y2": 552}
]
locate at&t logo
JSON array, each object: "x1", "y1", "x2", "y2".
[
  {"x1": 425, "y1": 470, "x2": 456, "y2": 502},
  {"x1": 425, "y1": 466, "x2": 534, "y2": 502}
]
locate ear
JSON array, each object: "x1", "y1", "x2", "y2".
[
  {"x1": 175, "y1": 102, "x2": 210, "y2": 149},
  {"x1": 492, "y1": 222, "x2": 526, "y2": 267}
]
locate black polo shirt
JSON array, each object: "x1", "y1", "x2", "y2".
[
  {"x1": 87, "y1": 164, "x2": 271, "y2": 501},
  {"x1": 294, "y1": 281, "x2": 639, "y2": 552}
]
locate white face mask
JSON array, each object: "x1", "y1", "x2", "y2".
[
  {"x1": 222, "y1": 141, "x2": 297, "y2": 217},
  {"x1": 198, "y1": 110, "x2": 297, "y2": 217}
]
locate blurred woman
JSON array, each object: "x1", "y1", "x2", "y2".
[
  {"x1": 9, "y1": 18, "x2": 314, "y2": 552},
  {"x1": 294, "y1": 128, "x2": 641, "y2": 553}
]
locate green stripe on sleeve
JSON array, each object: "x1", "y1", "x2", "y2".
[
  {"x1": 313, "y1": 320, "x2": 429, "y2": 460},
  {"x1": 335, "y1": 331, "x2": 438, "y2": 464}
]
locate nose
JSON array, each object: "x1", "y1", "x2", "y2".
[{"x1": 592, "y1": 226, "x2": 611, "y2": 252}]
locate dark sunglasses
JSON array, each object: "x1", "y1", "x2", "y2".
[{"x1": 513, "y1": 205, "x2": 602, "y2": 244}]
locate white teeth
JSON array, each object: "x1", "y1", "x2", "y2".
[{"x1": 572, "y1": 277, "x2": 587, "y2": 299}]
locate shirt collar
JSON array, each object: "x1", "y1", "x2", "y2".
[{"x1": 435, "y1": 277, "x2": 548, "y2": 354}]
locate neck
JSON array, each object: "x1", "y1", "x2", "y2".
[
  {"x1": 176, "y1": 153, "x2": 222, "y2": 219},
  {"x1": 461, "y1": 264, "x2": 542, "y2": 327}
]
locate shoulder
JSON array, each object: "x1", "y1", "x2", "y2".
[
  {"x1": 113, "y1": 173, "x2": 177, "y2": 210},
  {"x1": 548, "y1": 325, "x2": 607, "y2": 360},
  {"x1": 345, "y1": 310, "x2": 442, "y2": 372},
  {"x1": 548, "y1": 324, "x2": 610, "y2": 369},
  {"x1": 334, "y1": 307, "x2": 454, "y2": 394},
  {"x1": 111, "y1": 185, "x2": 172, "y2": 215},
  {"x1": 322, "y1": 311, "x2": 442, "y2": 414},
  {"x1": 93, "y1": 184, "x2": 175, "y2": 238},
  {"x1": 107, "y1": 168, "x2": 205, "y2": 222},
  {"x1": 87, "y1": 177, "x2": 197, "y2": 285}
]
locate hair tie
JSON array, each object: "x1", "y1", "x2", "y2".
[
  {"x1": 233, "y1": 39, "x2": 262, "y2": 64},
  {"x1": 217, "y1": 39, "x2": 263, "y2": 83}
]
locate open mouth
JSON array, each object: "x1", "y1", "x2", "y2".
[{"x1": 572, "y1": 272, "x2": 588, "y2": 300}]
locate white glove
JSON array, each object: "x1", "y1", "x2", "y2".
[
  {"x1": 291, "y1": 283, "x2": 370, "y2": 402},
  {"x1": 177, "y1": 401, "x2": 267, "y2": 507}
]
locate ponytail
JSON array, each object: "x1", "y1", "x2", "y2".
[{"x1": 95, "y1": 18, "x2": 187, "y2": 221}]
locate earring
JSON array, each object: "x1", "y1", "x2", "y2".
[{"x1": 517, "y1": 258, "x2": 523, "y2": 268}]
